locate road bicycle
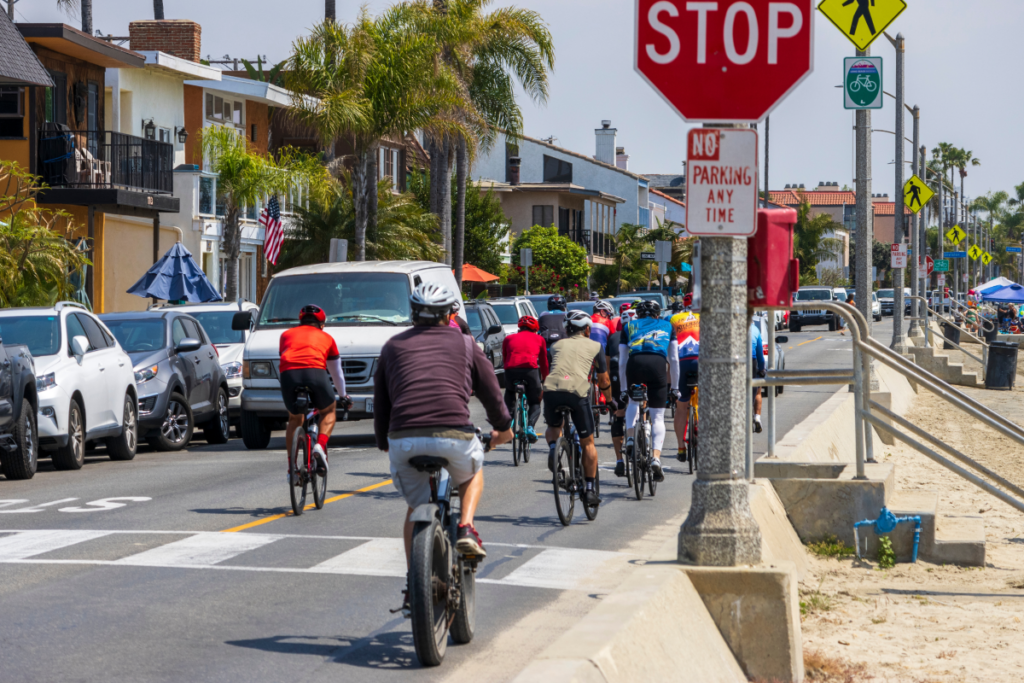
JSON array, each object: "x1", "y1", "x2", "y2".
[
  {"x1": 849, "y1": 74, "x2": 877, "y2": 93},
  {"x1": 552, "y1": 406, "x2": 600, "y2": 525},
  {"x1": 627, "y1": 383, "x2": 657, "y2": 500},
  {"x1": 510, "y1": 382, "x2": 532, "y2": 467},
  {"x1": 407, "y1": 435, "x2": 490, "y2": 666},
  {"x1": 587, "y1": 381, "x2": 603, "y2": 439},
  {"x1": 287, "y1": 389, "x2": 351, "y2": 516},
  {"x1": 684, "y1": 375, "x2": 699, "y2": 476}
]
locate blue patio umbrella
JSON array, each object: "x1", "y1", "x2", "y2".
[
  {"x1": 981, "y1": 284, "x2": 1024, "y2": 305},
  {"x1": 127, "y1": 242, "x2": 223, "y2": 303}
]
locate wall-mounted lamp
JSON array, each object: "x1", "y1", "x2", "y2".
[
  {"x1": 175, "y1": 127, "x2": 188, "y2": 144},
  {"x1": 142, "y1": 118, "x2": 156, "y2": 140}
]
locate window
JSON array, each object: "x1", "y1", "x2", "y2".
[
  {"x1": 258, "y1": 272, "x2": 413, "y2": 328},
  {"x1": 245, "y1": 201, "x2": 257, "y2": 221},
  {"x1": 44, "y1": 71, "x2": 67, "y2": 125},
  {"x1": 250, "y1": 123, "x2": 257, "y2": 142},
  {"x1": 215, "y1": 182, "x2": 227, "y2": 217},
  {"x1": 543, "y1": 155, "x2": 572, "y2": 183},
  {"x1": 532, "y1": 205, "x2": 554, "y2": 228},
  {"x1": 182, "y1": 319, "x2": 203, "y2": 341},
  {"x1": 172, "y1": 319, "x2": 188, "y2": 346},
  {"x1": 504, "y1": 142, "x2": 519, "y2": 183},
  {"x1": 77, "y1": 314, "x2": 107, "y2": 351},
  {"x1": 380, "y1": 147, "x2": 393, "y2": 183},
  {"x1": 0, "y1": 315, "x2": 61, "y2": 357},
  {"x1": 104, "y1": 319, "x2": 165, "y2": 353},
  {"x1": 65, "y1": 313, "x2": 89, "y2": 355},
  {"x1": 190, "y1": 311, "x2": 244, "y2": 345},
  {"x1": 0, "y1": 87, "x2": 23, "y2": 138},
  {"x1": 206, "y1": 93, "x2": 215, "y2": 119},
  {"x1": 87, "y1": 83, "x2": 98, "y2": 152},
  {"x1": 233, "y1": 101, "x2": 242, "y2": 126},
  {"x1": 199, "y1": 177, "x2": 214, "y2": 214},
  {"x1": 158, "y1": 128, "x2": 171, "y2": 143}
]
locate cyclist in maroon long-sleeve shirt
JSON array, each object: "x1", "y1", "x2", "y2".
[{"x1": 501, "y1": 315, "x2": 548, "y2": 443}]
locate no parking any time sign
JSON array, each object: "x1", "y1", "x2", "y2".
[{"x1": 685, "y1": 128, "x2": 759, "y2": 237}]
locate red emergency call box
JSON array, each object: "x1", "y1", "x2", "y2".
[{"x1": 748, "y1": 208, "x2": 800, "y2": 309}]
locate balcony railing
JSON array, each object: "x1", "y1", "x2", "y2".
[{"x1": 38, "y1": 125, "x2": 174, "y2": 194}]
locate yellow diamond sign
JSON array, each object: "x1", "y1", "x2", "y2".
[
  {"x1": 982, "y1": 252, "x2": 993, "y2": 266},
  {"x1": 968, "y1": 244, "x2": 983, "y2": 261},
  {"x1": 945, "y1": 225, "x2": 966, "y2": 245},
  {"x1": 818, "y1": 0, "x2": 908, "y2": 51},
  {"x1": 904, "y1": 175, "x2": 933, "y2": 215}
]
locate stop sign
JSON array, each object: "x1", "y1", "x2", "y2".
[{"x1": 635, "y1": 0, "x2": 815, "y2": 122}]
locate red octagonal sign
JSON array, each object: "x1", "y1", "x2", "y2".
[{"x1": 635, "y1": 0, "x2": 814, "y2": 123}]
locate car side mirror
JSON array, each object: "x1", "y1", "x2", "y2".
[
  {"x1": 231, "y1": 311, "x2": 253, "y2": 331},
  {"x1": 71, "y1": 335, "x2": 90, "y2": 359},
  {"x1": 486, "y1": 324, "x2": 502, "y2": 337},
  {"x1": 175, "y1": 337, "x2": 202, "y2": 353},
  {"x1": 776, "y1": 336, "x2": 789, "y2": 344}
]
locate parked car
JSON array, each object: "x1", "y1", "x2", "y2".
[
  {"x1": 602, "y1": 296, "x2": 644, "y2": 316},
  {"x1": 926, "y1": 289, "x2": 951, "y2": 313},
  {"x1": 463, "y1": 301, "x2": 506, "y2": 384},
  {"x1": 154, "y1": 300, "x2": 259, "y2": 430},
  {"x1": 877, "y1": 288, "x2": 912, "y2": 316},
  {"x1": 846, "y1": 292, "x2": 882, "y2": 322},
  {"x1": 524, "y1": 293, "x2": 555, "y2": 313},
  {"x1": 623, "y1": 291, "x2": 668, "y2": 311},
  {"x1": 788, "y1": 287, "x2": 838, "y2": 332},
  {"x1": 234, "y1": 261, "x2": 463, "y2": 449},
  {"x1": 831, "y1": 287, "x2": 849, "y2": 303},
  {"x1": 0, "y1": 336, "x2": 37, "y2": 479},
  {"x1": 0, "y1": 302, "x2": 138, "y2": 469},
  {"x1": 100, "y1": 311, "x2": 230, "y2": 451},
  {"x1": 488, "y1": 296, "x2": 539, "y2": 336},
  {"x1": 566, "y1": 301, "x2": 595, "y2": 316},
  {"x1": 754, "y1": 314, "x2": 787, "y2": 396}
]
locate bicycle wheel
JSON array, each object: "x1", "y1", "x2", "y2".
[
  {"x1": 410, "y1": 517, "x2": 450, "y2": 666},
  {"x1": 687, "y1": 406, "x2": 697, "y2": 475},
  {"x1": 553, "y1": 436, "x2": 575, "y2": 526},
  {"x1": 511, "y1": 398, "x2": 522, "y2": 467},
  {"x1": 312, "y1": 453, "x2": 327, "y2": 510},
  {"x1": 584, "y1": 463, "x2": 601, "y2": 521},
  {"x1": 521, "y1": 406, "x2": 532, "y2": 464},
  {"x1": 451, "y1": 555, "x2": 476, "y2": 644},
  {"x1": 289, "y1": 428, "x2": 308, "y2": 516},
  {"x1": 631, "y1": 425, "x2": 645, "y2": 501}
]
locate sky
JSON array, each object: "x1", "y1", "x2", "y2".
[{"x1": 16, "y1": 0, "x2": 1023, "y2": 207}]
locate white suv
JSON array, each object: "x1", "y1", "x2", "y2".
[
  {"x1": 0, "y1": 302, "x2": 138, "y2": 469},
  {"x1": 155, "y1": 300, "x2": 259, "y2": 429}
]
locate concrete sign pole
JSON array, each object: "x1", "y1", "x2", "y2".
[
  {"x1": 920, "y1": 146, "x2": 928, "y2": 309},
  {"x1": 908, "y1": 106, "x2": 922, "y2": 337},
  {"x1": 679, "y1": 125, "x2": 762, "y2": 567},
  {"x1": 854, "y1": 48, "x2": 878, "y2": 388},
  {"x1": 891, "y1": 34, "x2": 908, "y2": 353}
]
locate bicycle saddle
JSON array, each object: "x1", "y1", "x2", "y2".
[
  {"x1": 554, "y1": 406, "x2": 573, "y2": 414},
  {"x1": 409, "y1": 455, "x2": 449, "y2": 472}
]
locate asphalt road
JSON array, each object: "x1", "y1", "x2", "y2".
[{"x1": 0, "y1": 316, "x2": 902, "y2": 682}]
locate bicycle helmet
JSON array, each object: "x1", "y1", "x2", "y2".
[
  {"x1": 451, "y1": 299, "x2": 461, "y2": 313},
  {"x1": 594, "y1": 300, "x2": 614, "y2": 316},
  {"x1": 565, "y1": 309, "x2": 592, "y2": 330},
  {"x1": 670, "y1": 300, "x2": 684, "y2": 314},
  {"x1": 619, "y1": 302, "x2": 633, "y2": 314},
  {"x1": 683, "y1": 292, "x2": 693, "y2": 308},
  {"x1": 299, "y1": 304, "x2": 326, "y2": 324},
  {"x1": 636, "y1": 300, "x2": 661, "y2": 319},
  {"x1": 409, "y1": 282, "x2": 459, "y2": 321},
  {"x1": 518, "y1": 315, "x2": 539, "y2": 332},
  {"x1": 547, "y1": 294, "x2": 567, "y2": 312}
]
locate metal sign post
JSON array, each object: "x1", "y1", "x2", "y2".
[
  {"x1": 520, "y1": 248, "x2": 533, "y2": 294},
  {"x1": 329, "y1": 238, "x2": 348, "y2": 263}
]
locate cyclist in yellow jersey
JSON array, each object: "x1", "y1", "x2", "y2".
[{"x1": 670, "y1": 296, "x2": 700, "y2": 462}]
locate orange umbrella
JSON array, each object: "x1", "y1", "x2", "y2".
[{"x1": 458, "y1": 264, "x2": 500, "y2": 282}]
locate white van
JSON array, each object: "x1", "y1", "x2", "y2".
[{"x1": 235, "y1": 261, "x2": 463, "y2": 449}]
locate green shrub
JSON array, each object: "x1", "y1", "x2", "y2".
[{"x1": 807, "y1": 534, "x2": 855, "y2": 559}]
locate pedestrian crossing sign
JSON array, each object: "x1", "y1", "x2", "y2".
[
  {"x1": 818, "y1": 0, "x2": 908, "y2": 51},
  {"x1": 904, "y1": 175, "x2": 933, "y2": 215},
  {"x1": 982, "y1": 252, "x2": 993, "y2": 266},
  {"x1": 945, "y1": 225, "x2": 966, "y2": 245},
  {"x1": 968, "y1": 244, "x2": 983, "y2": 261}
]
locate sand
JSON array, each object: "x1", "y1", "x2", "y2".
[{"x1": 799, "y1": 382, "x2": 1024, "y2": 683}]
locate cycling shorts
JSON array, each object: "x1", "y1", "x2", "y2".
[
  {"x1": 610, "y1": 413, "x2": 625, "y2": 438},
  {"x1": 679, "y1": 357, "x2": 699, "y2": 401},
  {"x1": 625, "y1": 353, "x2": 668, "y2": 406},
  {"x1": 280, "y1": 368, "x2": 336, "y2": 414},
  {"x1": 388, "y1": 433, "x2": 484, "y2": 507},
  {"x1": 504, "y1": 367, "x2": 542, "y2": 413},
  {"x1": 543, "y1": 390, "x2": 596, "y2": 439}
]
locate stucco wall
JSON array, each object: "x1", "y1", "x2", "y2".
[
  {"x1": 102, "y1": 215, "x2": 179, "y2": 313},
  {"x1": 497, "y1": 191, "x2": 587, "y2": 237},
  {"x1": 0, "y1": 89, "x2": 30, "y2": 170},
  {"x1": 107, "y1": 67, "x2": 187, "y2": 166}
]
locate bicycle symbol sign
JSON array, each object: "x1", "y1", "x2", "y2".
[{"x1": 844, "y1": 57, "x2": 883, "y2": 109}]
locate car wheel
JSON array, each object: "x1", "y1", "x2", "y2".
[
  {"x1": 106, "y1": 393, "x2": 138, "y2": 461},
  {"x1": 53, "y1": 400, "x2": 85, "y2": 470},
  {"x1": 0, "y1": 399, "x2": 37, "y2": 480},
  {"x1": 240, "y1": 409, "x2": 272, "y2": 450},
  {"x1": 202, "y1": 387, "x2": 231, "y2": 445},
  {"x1": 150, "y1": 392, "x2": 193, "y2": 451}
]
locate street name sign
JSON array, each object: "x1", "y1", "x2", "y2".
[
  {"x1": 844, "y1": 56, "x2": 882, "y2": 109},
  {"x1": 520, "y1": 247, "x2": 532, "y2": 267},
  {"x1": 925, "y1": 256, "x2": 933, "y2": 275},
  {"x1": 982, "y1": 252, "x2": 993, "y2": 266},
  {"x1": 641, "y1": 252, "x2": 657, "y2": 261},
  {"x1": 635, "y1": 0, "x2": 815, "y2": 122},
  {"x1": 904, "y1": 175, "x2": 932, "y2": 215},
  {"x1": 944, "y1": 251, "x2": 966, "y2": 259},
  {"x1": 946, "y1": 225, "x2": 966, "y2": 245},
  {"x1": 933, "y1": 259, "x2": 949, "y2": 273},
  {"x1": 968, "y1": 244, "x2": 983, "y2": 261},
  {"x1": 890, "y1": 242, "x2": 907, "y2": 268},
  {"x1": 685, "y1": 128, "x2": 759, "y2": 237},
  {"x1": 817, "y1": 0, "x2": 907, "y2": 51},
  {"x1": 1008, "y1": 246, "x2": 1023, "y2": 254}
]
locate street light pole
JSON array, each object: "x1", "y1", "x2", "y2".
[
  {"x1": 891, "y1": 34, "x2": 907, "y2": 352},
  {"x1": 920, "y1": 146, "x2": 928, "y2": 322},
  {"x1": 908, "y1": 105, "x2": 921, "y2": 338}
]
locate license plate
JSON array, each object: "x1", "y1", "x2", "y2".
[{"x1": 364, "y1": 398, "x2": 373, "y2": 413}]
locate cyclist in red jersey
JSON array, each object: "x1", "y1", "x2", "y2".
[
  {"x1": 279, "y1": 305, "x2": 350, "y2": 477},
  {"x1": 501, "y1": 315, "x2": 548, "y2": 443}
]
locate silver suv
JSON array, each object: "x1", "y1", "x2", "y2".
[{"x1": 789, "y1": 287, "x2": 838, "y2": 332}]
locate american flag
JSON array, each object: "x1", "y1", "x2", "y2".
[{"x1": 260, "y1": 196, "x2": 283, "y2": 265}]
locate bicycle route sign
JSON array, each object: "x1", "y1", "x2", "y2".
[
  {"x1": 933, "y1": 258, "x2": 949, "y2": 273},
  {"x1": 818, "y1": 0, "x2": 907, "y2": 51},
  {"x1": 904, "y1": 175, "x2": 933, "y2": 214},
  {"x1": 844, "y1": 56, "x2": 882, "y2": 109}
]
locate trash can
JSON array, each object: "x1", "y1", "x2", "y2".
[
  {"x1": 985, "y1": 341, "x2": 1020, "y2": 391},
  {"x1": 942, "y1": 322, "x2": 961, "y2": 350},
  {"x1": 983, "y1": 323, "x2": 999, "y2": 344}
]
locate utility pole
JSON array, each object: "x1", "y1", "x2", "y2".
[
  {"x1": 854, "y1": 48, "x2": 876, "y2": 385},
  {"x1": 953, "y1": 190, "x2": 960, "y2": 305},
  {"x1": 908, "y1": 106, "x2": 921, "y2": 338},
  {"x1": 890, "y1": 34, "x2": 907, "y2": 352},
  {"x1": 920, "y1": 146, "x2": 928, "y2": 318},
  {"x1": 679, "y1": 123, "x2": 762, "y2": 568}
]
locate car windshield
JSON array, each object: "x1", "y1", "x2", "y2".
[
  {"x1": 259, "y1": 273, "x2": 412, "y2": 328},
  {"x1": 104, "y1": 319, "x2": 166, "y2": 353},
  {"x1": 795, "y1": 290, "x2": 832, "y2": 301},
  {"x1": 0, "y1": 315, "x2": 60, "y2": 356},
  {"x1": 877, "y1": 289, "x2": 894, "y2": 298},
  {"x1": 189, "y1": 311, "x2": 244, "y2": 345},
  {"x1": 465, "y1": 308, "x2": 485, "y2": 336},
  {"x1": 490, "y1": 303, "x2": 521, "y2": 325}
]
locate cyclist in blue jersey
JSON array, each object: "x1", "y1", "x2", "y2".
[
  {"x1": 616, "y1": 300, "x2": 679, "y2": 481},
  {"x1": 750, "y1": 317, "x2": 766, "y2": 433}
]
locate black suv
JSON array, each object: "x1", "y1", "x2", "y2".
[
  {"x1": 0, "y1": 339, "x2": 37, "y2": 479},
  {"x1": 463, "y1": 301, "x2": 506, "y2": 386},
  {"x1": 789, "y1": 287, "x2": 838, "y2": 332},
  {"x1": 99, "y1": 311, "x2": 230, "y2": 451}
]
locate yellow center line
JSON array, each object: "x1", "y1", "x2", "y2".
[
  {"x1": 220, "y1": 479, "x2": 393, "y2": 533},
  {"x1": 797, "y1": 336, "x2": 823, "y2": 347}
]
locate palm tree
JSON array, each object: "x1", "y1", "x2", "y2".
[
  {"x1": 55, "y1": 0, "x2": 91, "y2": 34},
  {"x1": 793, "y1": 198, "x2": 844, "y2": 277},
  {"x1": 154, "y1": 0, "x2": 164, "y2": 19},
  {"x1": 972, "y1": 191, "x2": 1009, "y2": 283},
  {"x1": 326, "y1": 0, "x2": 335, "y2": 22},
  {"x1": 287, "y1": 9, "x2": 470, "y2": 261},
  {"x1": 199, "y1": 127, "x2": 316, "y2": 299},
  {"x1": 611, "y1": 223, "x2": 647, "y2": 295},
  {"x1": 956, "y1": 149, "x2": 980, "y2": 222}
]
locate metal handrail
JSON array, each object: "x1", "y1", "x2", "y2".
[{"x1": 907, "y1": 295, "x2": 989, "y2": 367}]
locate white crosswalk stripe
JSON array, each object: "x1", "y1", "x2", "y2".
[{"x1": 0, "y1": 530, "x2": 632, "y2": 592}]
